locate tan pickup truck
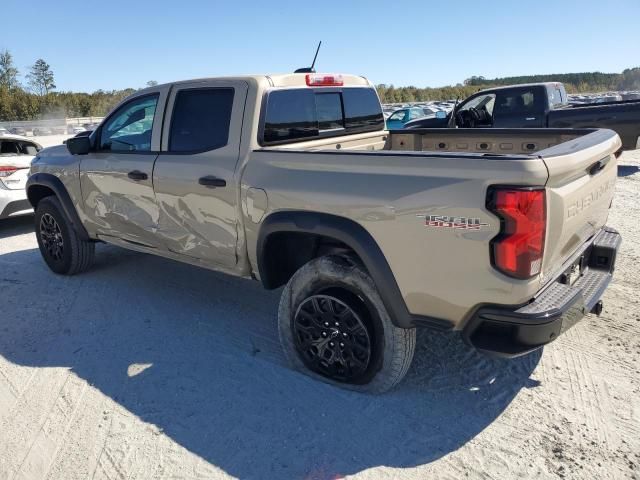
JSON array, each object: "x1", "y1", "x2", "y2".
[{"x1": 26, "y1": 73, "x2": 622, "y2": 392}]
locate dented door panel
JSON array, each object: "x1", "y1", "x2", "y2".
[
  {"x1": 80, "y1": 153, "x2": 160, "y2": 246},
  {"x1": 79, "y1": 86, "x2": 169, "y2": 246},
  {"x1": 153, "y1": 80, "x2": 248, "y2": 267}
]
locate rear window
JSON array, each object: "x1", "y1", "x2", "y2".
[
  {"x1": 548, "y1": 87, "x2": 565, "y2": 106},
  {"x1": 169, "y1": 88, "x2": 234, "y2": 152},
  {"x1": 343, "y1": 88, "x2": 385, "y2": 129},
  {"x1": 262, "y1": 87, "x2": 384, "y2": 145},
  {"x1": 262, "y1": 89, "x2": 317, "y2": 144},
  {"x1": 315, "y1": 93, "x2": 344, "y2": 130}
]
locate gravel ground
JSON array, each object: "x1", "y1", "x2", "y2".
[{"x1": 0, "y1": 147, "x2": 638, "y2": 480}]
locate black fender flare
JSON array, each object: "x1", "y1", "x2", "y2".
[
  {"x1": 26, "y1": 173, "x2": 90, "y2": 241},
  {"x1": 257, "y1": 211, "x2": 451, "y2": 330}
]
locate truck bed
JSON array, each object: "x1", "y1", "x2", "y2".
[
  {"x1": 549, "y1": 100, "x2": 640, "y2": 150},
  {"x1": 273, "y1": 127, "x2": 604, "y2": 156},
  {"x1": 384, "y1": 128, "x2": 587, "y2": 155},
  {"x1": 251, "y1": 127, "x2": 621, "y2": 325}
]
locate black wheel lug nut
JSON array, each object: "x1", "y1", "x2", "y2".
[
  {"x1": 322, "y1": 332, "x2": 327, "y2": 337},
  {"x1": 329, "y1": 342, "x2": 335, "y2": 347},
  {"x1": 334, "y1": 322, "x2": 339, "y2": 326},
  {"x1": 324, "y1": 322, "x2": 329, "y2": 327},
  {"x1": 340, "y1": 342, "x2": 344, "y2": 348}
]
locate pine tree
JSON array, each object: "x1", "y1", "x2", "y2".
[{"x1": 27, "y1": 59, "x2": 56, "y2": 95}]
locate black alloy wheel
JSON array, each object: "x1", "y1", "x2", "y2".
[
  {"x1": 292, "y1": 293, "x2": 373, "y2": 383},
  {"x1": 39, "y1": 212, "x2": 64, "y2": 261}
]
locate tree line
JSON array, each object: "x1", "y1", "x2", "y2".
[
  {"x1": 2, "y1": 48, "x2": 640, "y2": 120},
  {"x1": 377, "y1": 68, "x2": 640, "y2": 104},
  {"x1": 0, "y1": 49, "x2": 152, "y2": 121}
]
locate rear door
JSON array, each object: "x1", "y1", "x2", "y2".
[
  {"x1": 492, "y1": 87, "x2": 546, "y2": 127},
  {"x1": 79, "y1": 87, "x2": 169, "y2": 246},
  {"x1": 153, "y1": 79, "x2": 248, "y2": 268}
]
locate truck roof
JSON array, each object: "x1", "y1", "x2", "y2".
[
  {"x1": 143, "y1": 73, "x2": 372, "y2": 92},
  {"x1": 479, "y1": 82, "x2": 564, "y2": 93}
]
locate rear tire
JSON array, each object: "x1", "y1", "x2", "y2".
[
  {"x1": 278, "y1": 255, "x2": 416, "y2": 394},
  {"x1": 35, "y1": 196, "x2": 94, "y2": 275}
]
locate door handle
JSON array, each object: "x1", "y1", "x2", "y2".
[
  {"x1": 525, "y1": 117, "x2": 537, "y2": 121},
  {"x1": 127, "y1": 170, "x2": 148, "y2": 181},
  {"x1": 198, "y1": 176, "x2": 226, "y2": 188}
]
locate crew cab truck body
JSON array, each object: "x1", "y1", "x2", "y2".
[
  {"x1": 27, "y1": 73, "x2": 622, "y2": 392},
  {"x1": 406, "y1": 82, "x2": 640, "y2": 150}
]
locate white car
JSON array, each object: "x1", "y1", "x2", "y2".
[
  {"x1": 67, "y1": 125, "x2": 86, "y2": 134},
  {"x1": 0, "y1": 134, "x2": 41, "y2": 219}
]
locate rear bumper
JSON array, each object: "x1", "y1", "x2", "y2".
[
  {"x1": 464, "y1": 227, "x2": 621, "y2": 357},
  {"x1": 0, "y1": 187, "x2": 32, "y2": 219},
  {"x1": 0, "y1": 199, "x2": 32, "y2": 219}
]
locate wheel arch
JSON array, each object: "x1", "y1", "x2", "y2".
[
  {"x1": 257, "y1": 210, "x2": 417, "y2": 329},
  {"x1": 26, "y1": 173, "x2": 89, "y2": 241}
]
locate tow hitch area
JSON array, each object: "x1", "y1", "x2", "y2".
[
  {"x1": 591, "y1": 300, "x2": 604, "y2": 316},
  {"x1": 465, "y1": 227, "x2": 621, "y2": 357}
]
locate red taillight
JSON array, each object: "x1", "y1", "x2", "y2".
[
  {"x1": 488, "y1": 188, "x2": 546, "y2": 279},
  {"x1": 305, "y1": 73, "x2": 343, "y2": 87},
  {"x1": 0, "y1": 166, "x2": 18, "y2": 178}
]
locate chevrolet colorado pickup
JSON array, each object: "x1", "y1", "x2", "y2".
[
  {"x1": 406, "y1": 82, "x2": 640, "y2": 150},
  {"x1": 27, "y1": 73, "x2": 622, "y2": 392}
]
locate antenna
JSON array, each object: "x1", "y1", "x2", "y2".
[
  {"x1": 294, "y1": 41, "x2": 322, "y2": 73},
  {"x1": 310, "y1": 41, "x2": 322, "y2": 71}
]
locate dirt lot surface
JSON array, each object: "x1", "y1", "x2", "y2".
[{"x1": 0, "y1": 145, "x2": 638, "y2": 480}]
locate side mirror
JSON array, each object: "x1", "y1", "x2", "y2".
[
  {"x1": 66, "y1": 135, "x2": 92, "y2": 155},
  {"x1": 435, "y1": 111, "x2": 447, "y2": 119}
]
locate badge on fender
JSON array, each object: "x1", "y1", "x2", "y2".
[{"x1": 416, "y1": 214, "x2": 489, "y2": 230}]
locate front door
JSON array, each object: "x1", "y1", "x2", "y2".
[
  {"x1": 79, "y1": 88, "x2": 168, "y2": 247},
  {"x1": 153, "y1": 80, "x2": 248, "y2": 268}
]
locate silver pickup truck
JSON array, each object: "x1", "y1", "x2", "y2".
[{"x1": 27, "y1": 73, "x2": 622, "y2": 392}]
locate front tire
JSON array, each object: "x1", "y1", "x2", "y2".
[
  {"x1": 35, "y1": 196, "x2": 95, "y2": 275},
  {"x1": 278, "y1": 255, "x2": 416, "y2": 393}
]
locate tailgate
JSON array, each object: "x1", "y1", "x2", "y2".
[{"x1": 538, "y1": 129, "x2": 621, "y2": 284}]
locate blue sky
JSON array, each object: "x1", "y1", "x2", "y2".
[{"x1": 2, "y1": 0, "x2": 638, "y2": 92}]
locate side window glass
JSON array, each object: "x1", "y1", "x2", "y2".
[
  {"x1": 459, "y1": 94, "x2": 493, "y2": 112},
  {"x1": 0, "y1": 141, "x2": 19, "y2": 155},
  {"x1": 484, "y1": 96, "x2": 496, "y2": 116},
  {"x1": 409, "y1": 108, "x2": 424, "y2": 120},
  {"x1": 169, "y1": 88, "x2": 235, "y2": 152},
  {"x1": 20, "y1": 142, "x2": 40, "y2": 155},
  {"x1": 100, "y1": 94, "x2": 158, "y2": 152},
  {"x1": 521, "y1": 92, "x2": 535, "y2": 109},
  {"x1": 388, "y1": 110, "x2": 406, "y2": 121},
  {"x1": 495, "y1": 90, "x2": 538, "y2": 115}
]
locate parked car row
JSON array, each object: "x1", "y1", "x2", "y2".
[
  {"x1": 383, "y1": 102, "x2": 454, "y2": 128},
  {"x1": 0, "y1": 124, "x2": 102, "y2": 137},
  {"x1": 568, "y1": 91, "x2": 640, "y2": 104},
  {"x1": 403, "y1": 82, "x2": 640, "y2": 150}
]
